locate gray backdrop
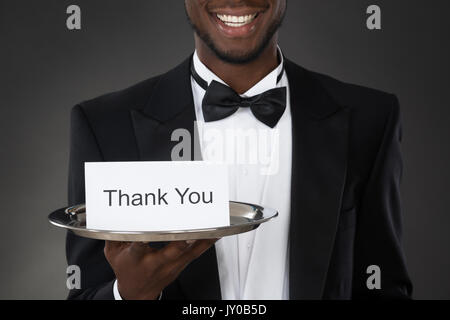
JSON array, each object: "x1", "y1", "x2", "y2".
[{"x1": 1, "y1": 0, "x2": 449, "y2": 299}]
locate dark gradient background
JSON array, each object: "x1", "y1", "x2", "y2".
[{"x1": 1, "y1": 0, "x2": 449, "y2": 299}]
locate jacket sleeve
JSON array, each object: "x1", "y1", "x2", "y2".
[
  {"x1": 66, "y1": 104, "x2": 116, "y2": 300},
  {"x1": 352, "y1": 96, "x2": 413, "y2": 299}
]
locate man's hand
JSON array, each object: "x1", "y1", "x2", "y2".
[{"x1": 104, "y1": 239, "x2": 217, "y2": 300}]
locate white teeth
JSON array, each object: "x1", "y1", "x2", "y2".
[{"x1": 216, "y1": 13, "x2": 257, "y2": 27}]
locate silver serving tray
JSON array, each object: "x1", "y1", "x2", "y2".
[{"x1": 48, "y1": 202, "x2": 278, "y2": 242}]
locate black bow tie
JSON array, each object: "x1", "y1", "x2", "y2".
[{"x1": 191, "y1": 61, "x2": 287, "y2": 128}]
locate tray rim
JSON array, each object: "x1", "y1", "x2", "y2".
[{"x1": 48, "y1": 201, "x2": 278, "y2": 240}]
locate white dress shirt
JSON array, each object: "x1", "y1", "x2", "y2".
[
  {"x1": 114, "y1": 50, "x2": 292, "y2": 300},
  {"x1": 192, "y1": 50, "x2": 292, "y2": 300}
]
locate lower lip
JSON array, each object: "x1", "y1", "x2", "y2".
[{"x1": 211, "y1": 13, "x2": 261, "y2": 38}]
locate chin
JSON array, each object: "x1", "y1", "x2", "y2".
[{"x1": 213, "y1": 47, "x2": 264, "y2": 64}]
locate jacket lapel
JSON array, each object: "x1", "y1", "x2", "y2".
[
  {"x1": 286, "y1": 59, "x2": 349, "y2": 299},
  {"x1": 131, "y1": 57, "x2": 198, "y2": 161},
  {"x1": 130, "y1": 57, "x2": 221, "y2": 300}
]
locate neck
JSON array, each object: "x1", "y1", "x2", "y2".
[{"x1": 195, "y1": 36, "x2": 279, "y2": 94}]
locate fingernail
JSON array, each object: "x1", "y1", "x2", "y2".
[{"x1": 185, "y1": 240, "x2": 196, "y2": 245}]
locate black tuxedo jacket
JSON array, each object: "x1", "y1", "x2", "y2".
[{"x1": 66, "y1": 56, "x2": 412, "y2": 300}]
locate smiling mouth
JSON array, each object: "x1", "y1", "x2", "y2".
[{"x1": 215, "y1": 13, "x2": 258, "y2": 27}]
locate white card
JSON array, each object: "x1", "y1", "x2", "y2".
[{"x1": 84, "y1": 161, "x2": 230, "y2": 231}]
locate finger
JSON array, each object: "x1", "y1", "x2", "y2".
[
  {"x1": 128, "y1": 242, "x2": 154, "y2": 259},
  {"x1": 174, "y1": 238, "x2": 218, "y2": 269},
  {"x1": 104, "y1": 240, "x2": 128, "y2": 256},
  {"x1": 158, "y1": 240, "x2": 192, "y2": 261},
  {"x1": 104, "y1": 241, "x2": 130, "y2": 265}
]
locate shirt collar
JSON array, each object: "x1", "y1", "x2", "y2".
[{"x1": 192, "y1": 47, "x2": 285, "y2": 97}]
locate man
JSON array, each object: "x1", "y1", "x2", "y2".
[{"x1": 67, "y1": 0, "x2": 412, "y2": 299}]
